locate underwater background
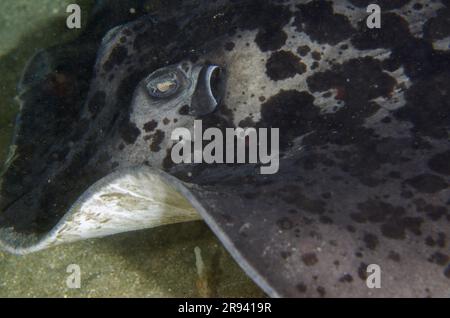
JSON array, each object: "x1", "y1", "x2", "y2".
[{"x1": 0, "y1": 0, "x2": 264, "y2": 297}]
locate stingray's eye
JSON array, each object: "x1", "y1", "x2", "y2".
[
  {"x1": 144, "y1": 62, "x2": 193, "y2": 99},
  {"x1": 146, "y1": 71, "x2": 181, "y2": 98},
  {"x1": 141, "y1": 61, "x2": 224, "y2": 116}
]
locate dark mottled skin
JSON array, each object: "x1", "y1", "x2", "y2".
[
  {"x1": 266, "y1": 50, "x2": 307, "y2": 80},
  {"x1": 349, "y1": 0, "x2": 411, "y2": 10},
  {"x1": 294, "y1": 1, "x2": 355, "y2": 45}
]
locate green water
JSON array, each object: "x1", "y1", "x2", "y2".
[{"x1": 0, "y1": 0, "x2": 264, "y2": 298}]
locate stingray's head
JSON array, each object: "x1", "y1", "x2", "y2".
[
  {"x1": 132, "y1": 61, "x2": 225, "y2": 127},
  {"x1": 120, "y1": 60, "x2": 226, "y2": 167}
]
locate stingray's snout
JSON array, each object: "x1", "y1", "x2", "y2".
[{"x1": 190, "y1": 64, "x2": 225, "y2": 117}]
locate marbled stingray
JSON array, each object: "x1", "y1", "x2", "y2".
[{"x1": 1, "y1": 0, "x2": 450, "y2": 297}]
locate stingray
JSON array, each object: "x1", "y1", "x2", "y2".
[{"x1": 1, "y1": 0, "x2": 450, "y2": 297}]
